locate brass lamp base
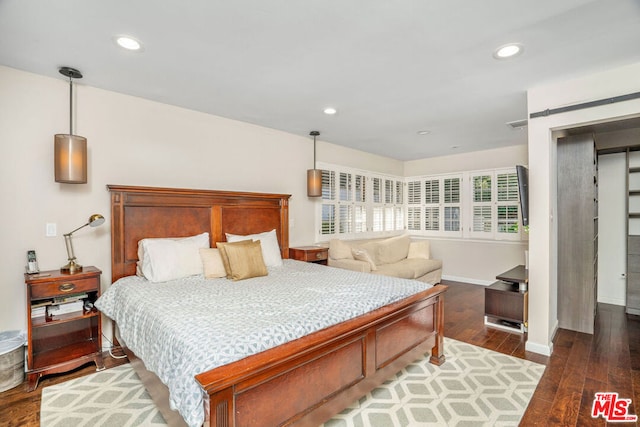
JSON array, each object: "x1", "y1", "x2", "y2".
[{"x1": 61, "y1": 260, "x2": 83, "y2": 274}]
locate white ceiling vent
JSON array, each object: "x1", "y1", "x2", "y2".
[{"x1": 506, "y1": 119, "x2": 528, "y2": 129}]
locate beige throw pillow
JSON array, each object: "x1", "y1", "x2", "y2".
[
  {"x1": 407, "y1": 240, "x2": 431, "y2": 260},
  {"x1": 224, "y1": 240, "x2": 268, "y2": 281},
  {"x1": 329, "y1": 239, "x2": 354, "y2": 260},
  {"x1": 216, "y1": 240, "x2": 254, "y2": 278},
  {"x1": 352, "y1": 248, "x2": 377, "y2": 271},
  {"x1": 377, "y1": 234, "x2": 411, "y2": 265},
  {"x1": 199, "y1": 248, "x2": 227, "y2": 278}
]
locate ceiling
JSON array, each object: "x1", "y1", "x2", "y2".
[{"x1": 1, "y1": 0, "x2": 639, "y2": 161}]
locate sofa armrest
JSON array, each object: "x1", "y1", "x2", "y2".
[{"x1": 328, "y1": 258, "x2": 372, "y2": 273}]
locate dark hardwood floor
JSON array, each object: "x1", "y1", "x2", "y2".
[{"x1": 1, "y1": 279, "x2": 638, "y2": 426}]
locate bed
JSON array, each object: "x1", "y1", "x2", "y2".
[{"x1": 103, "y1": 184, "x2": 447, "y2": 427}]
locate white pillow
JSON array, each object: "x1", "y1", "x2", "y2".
[
  {"x1": 199, "y1": 248, "x2": 227, "y2": 279},
  {"x1": 137, "y1": 232, "x2": 210, "y2": 282},
  {"x1": 225, "y1": 229, "x2": 283, "y2": 267}
]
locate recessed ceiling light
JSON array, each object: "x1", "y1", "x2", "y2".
[
  {"x1": 323, "y1": 107, "x2": 337, "y2": 115},
  {"x1": 417, "y1": 130, "x2": 431, "y2": 135},
  {"x1": 493, "y1": 43, "x2": 523, "y2": 59},
  {"x1": 115, "y1": 36, "x2": 143, "y2": 51}
]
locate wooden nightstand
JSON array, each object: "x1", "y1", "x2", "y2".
[
  {"x1": 289, "y1": 246, "x2": 328, "y2": 265},
  {"x1": 25, "y1": 266, "x2": 104, "y2": 391}
]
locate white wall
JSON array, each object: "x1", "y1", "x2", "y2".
[
  {"x1": 0, "y1": 66, "x2": 398, "y2": 334},
  {"x1": 403, "y1": 144, "x2": 528, "y2": 176},
  {"x1": 527, "y1": 61, "x2": 640, "y2": 356},
  {"x1": 597, "y1": 152, "x2": 627, "y2": 306}
]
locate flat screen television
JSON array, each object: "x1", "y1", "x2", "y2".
[{"x1": 516, "y1": 165, "x2": 529, "y2": 227}]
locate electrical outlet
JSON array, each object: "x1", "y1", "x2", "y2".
[{"x1": 46, "y1": 223, "x2": 57, "y2": 237}]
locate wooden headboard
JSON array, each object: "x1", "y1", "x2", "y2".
[{"x1": 107, "y1": 185, "x2": 291, "y2": 282}]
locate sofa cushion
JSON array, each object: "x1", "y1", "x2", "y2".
[
  {"x1": 329, "y1": 239, "x2": 354, "y2": 260},
  {"x1": 373, "y1": 262, "x2": 414, "y2": 280},
  {"x1": 376, "y1": 234, "x2": 411, "y2": 265},
  {"x1": 374, "y1": 258, "x2": 442, "y2": 280}
]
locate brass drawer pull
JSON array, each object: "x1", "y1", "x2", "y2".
[
  {"x1": 316, "y1": 253, "x2": 324, "y2": 259},
  {"x1": 59, "y1": 283, "x2": 76, "y2": 292}
]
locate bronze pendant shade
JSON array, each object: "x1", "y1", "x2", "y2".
[
  {"x1": 307, "y1": 131, "x2": 322, "y2": 197},
  {"x1": 54, "y1": 134, "x2": 87, "y2": 183},
  {"x1": 55, "y1": 67, "x2": 87, "y2": 184}
]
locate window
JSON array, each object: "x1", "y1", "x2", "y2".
[
  {"x1": 320, "y1": 170, "x2": 336, "y2": 235},
  {"x1": 407, "y1": 181, "x2": 421, "y2": 231},
  {"x1": 405, "y1": 174, "x2": 462, "y2": 237},
  {"x1": 318, "y1": 163, "x2": 404, "y2": 239},
  {"x1": 496, "y1": 171, "x2": 520, "y2": 235},
  {"x1": 443, "y1": 177, "x2": 461, "y2": 234},
  {"x1": 317, "y1": 163, "x2": 523, "y2": 242},
  {"x1": 354, "y1": 174, "x2": 367, "y2": 233},
  {"x1": 472, "y1": 175, "x2": 492, "y2": 233},
  {"x1": 468, "y1": 169, "x2": 521, "y2": 240},
  {"x1": 371, "y1": 177, "x2": 383, "y2": 232}
]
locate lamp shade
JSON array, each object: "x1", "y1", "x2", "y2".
[
  {"x1": 55, "y1": 134, "x2": 87, "y2": 183},
  {"x1": 307, "y1": 168, "x2": 322, "y2": 197}
]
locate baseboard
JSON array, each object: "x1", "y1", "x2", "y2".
[
  {"x1": 441, "y1": 274, "x2": 494, "y2": 286},
  {"x1": 525, "y1": 339, "x2": 553, "y2": 356},
  {"x1": 525, "y1": 319, "x2": 556, "y2": 356},
  {"x1": 597, "y1": 296, "x2": 625, "y2": 306}
]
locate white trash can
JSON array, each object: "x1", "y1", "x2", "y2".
[{"x1": 0, "y1": 330, "x2": 26, "y2": 392}]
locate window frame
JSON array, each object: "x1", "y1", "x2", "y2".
[{"x1": 315, "y1": 163, "x2": 525, "y2": 242}]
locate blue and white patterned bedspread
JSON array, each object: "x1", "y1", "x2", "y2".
[{"x1": 95, "y1": 260, "x2": 433, "y2": 427}]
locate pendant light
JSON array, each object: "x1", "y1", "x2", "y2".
[
  {"x1": 55, "y1": 66, "x2": 87, "y2": 184},
  {"x1": 307, "y1": 131, "x2": 322, "y2": 197}
]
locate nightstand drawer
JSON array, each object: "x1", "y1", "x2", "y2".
[
  {"x1": 30, "y1": 277, "x2": 98, "y2": 299},
  {"x1": 289, "y1": 246, "x2": 328, "y2": 264},
  {"x1": 302, "y1": 250, "x2": 328, "y2": 262}
]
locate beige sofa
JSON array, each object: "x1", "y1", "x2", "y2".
[{"x1": 328, "y1": 234, "x2": 442, "y2": 284}]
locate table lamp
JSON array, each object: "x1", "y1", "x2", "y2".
[{"x1": 61, "y1": 214, "x2": 105, "y2": 274}]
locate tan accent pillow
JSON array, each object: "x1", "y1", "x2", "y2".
[
  {"x1": 376, "y1": 234, "x2": 411, "y2": 265},
  {"x1": 224, "y1": 240, "x2": 268, "y2": 281},
  {"x1": 199, "y1": 248, "x2": 227, "y2": 278},
  {"x1": 216, "y1": 240, "x2": 254, "y2": 278},
  {"x1": 351, "y1": 248, "x2": 377, "y2": 271},
  {"x1": 329, "y1": 239, "x2": 354, "y2": 260},
  {"x1": 407, "y1": 240, "x2": 431, "y2": 260}
]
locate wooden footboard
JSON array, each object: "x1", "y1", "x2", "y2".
[{"x1": 196, "y1": 285, "x2": 446, "y2": 427}]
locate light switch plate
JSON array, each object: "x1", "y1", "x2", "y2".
[{"x1": 46, "y1": 223, "x2": 57, "y2": 237}]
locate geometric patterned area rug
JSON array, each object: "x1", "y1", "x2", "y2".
[
  {"x1": 323, "y1": 338, "x2": 546, "y2": 427},
  {"x1": 40, "y1": 364, "x2": 167, "y2": 427},
  {"x1": 41, "y1": 338, "x2": 545, "y2": 427}
]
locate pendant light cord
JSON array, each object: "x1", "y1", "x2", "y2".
[
  {"x1": 68, "y1": 75, "x2": 73, "y2": 135},
  {"x1": 310, "y1": 130, "x2": 320, "y2": 169}
]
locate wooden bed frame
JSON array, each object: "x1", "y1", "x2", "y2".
[{"x1": 107, "y1": 184, "x2": 447, "y2": 427}]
